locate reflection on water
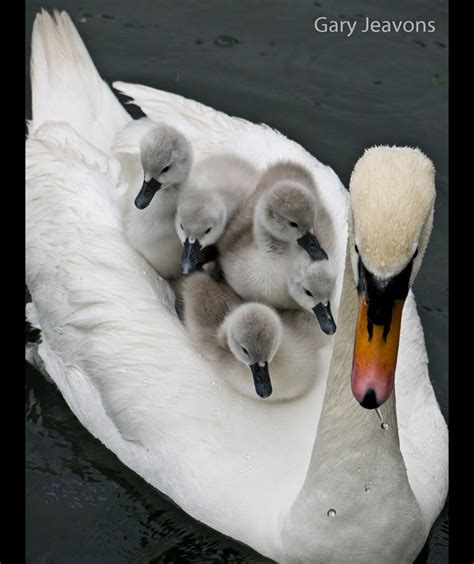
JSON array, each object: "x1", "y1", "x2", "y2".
[{"x1": 25, "y1": 0, "x2": 447, "y2": 561}]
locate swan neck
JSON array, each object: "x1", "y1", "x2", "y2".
[{"x1": 278, "y1": 240, "x2": 426, "y2": 563}]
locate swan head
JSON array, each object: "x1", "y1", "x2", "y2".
[
  {"x1": 255, "y1": 185, "x2": 328, "y2": 260},
  {"x1": 349, "y1": 146, "x2": 435, "y2": 409},
  {"x1": 176, "y1": 191, "x2": 228, "y2": 274},
  {"x1": 287, "y1": 254, "x2": 337, "y2": 335},
  {"x1": 135, "y1": 125, "x2": 193, "y2": 209},
  {"x1": 224, "y1": 303, "x2": 282, "y2": 398}
]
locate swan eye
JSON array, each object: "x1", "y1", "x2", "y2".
[
  {"x1": 205, "y1": 227, "x2": 212, "y2": 234},
  {"x1": 242, "y1": 347, "x2": 249, "y2": 355},
  {"x1": 162, "y1": 165, "x2": 171, "y2": 173},
  {"x1": 304, "y1": 288, "x2": 313, "y2": 297},
  {"x1": 289, "y1": 221, "x2": 299, "y2": 228},
  {"x1": 355, "y1": 244, "x2": 359, "y2": 254}
]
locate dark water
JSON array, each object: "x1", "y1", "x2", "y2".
[{"x1": 25, "y1": 0, "x2": 448, "y2": 562}]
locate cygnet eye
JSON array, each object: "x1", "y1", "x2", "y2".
[
  {"x1": 205, "y1": 227, "x2": 212, "y2": 234},
  {"x1": 242, "y1": 347, "x2": 249, "y2": 355},
  {"x1": 289, "y1": 221, "x2": 299, "y2": 228},
  {"x1": 413, "y1": 247, "x2": 418, "y2": 259},
  {"x1": 180, "y1": 223, "x2": 184, "y2": 230},
  {"x1": 162, "y1": 165, "x2": 171, "y2": 173},
  {"x1": 354, "y1": 244, "x2": 359, "y2": 254},
  {"x1": 304, "y1": 288, "x2": 313, "y2": 297}
]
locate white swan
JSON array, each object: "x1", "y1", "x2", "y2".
[{"x1": 26, "y1": 11, "x2": 447, "y2": 563}]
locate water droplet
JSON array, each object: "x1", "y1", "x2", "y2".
[
  {"x1": 142, "y1": 379, "x2": 148, "y2": 384},
  {"x1": 211, "y1": 381, "x2": 216, "y2": 386},
  {"x1": 365, "y1": 485, "x2": 371, "y2": 493},
  {"x1": 142, "y1": 270, "x2": 146, "y2": 275},
  {"x1": 128, "y1": 408, "x2": 134, "y2": 414},
  {"x1": 422, "y1": 441, "x2": 426, "y2": 447},
  {"x1": 376, "y1": 408, "x2": 388, "y2": 430},
  {"x1": 357, "y1": 467, "x2": 361, "y2": 473},
  {"x1": 245, "y1": 454, "x2": 251, "y2": 460},
  {"x1": 198, "y1": 354, "x2": 202, "y2": 359},
  {"x1": 171, "y1": 402, "x2": 176, "y2": 408},
  {"x1": 327, "y1": 509, "x2": 336, "y2": 518},
  {"x1": 52, "y1": 321, "x2": 56, "y2": 326}
]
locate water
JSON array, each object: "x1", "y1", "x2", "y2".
[{"x1": 25, "y1": 0, "x2": 448, "y2": 561}]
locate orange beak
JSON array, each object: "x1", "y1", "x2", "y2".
[{"x1": 351, "y1": 297, "x2": 405, "y2": 408}]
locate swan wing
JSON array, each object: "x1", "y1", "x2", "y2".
[
  {"x1": 112, "y1": 81, "x2": 347, "y2": 194},
  {"x1": 396, "y1": 293, "x2": 449, "y2": 529},
  {"x1": 26, "y1": 121, "x2": 327, "y2": 558}
]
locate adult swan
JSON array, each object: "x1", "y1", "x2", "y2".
[{"x1": 26, "y1": 11, "x2": 448, "y2": 563}]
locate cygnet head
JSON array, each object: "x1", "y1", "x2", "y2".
[
  {"x1": 256, "y1": 184, "x2": 328, "y2": 260},
  {"x1": 287, "y1": 255, "x2": 337, "y2": 335},
  {"x1": 176, "y1": 191, "x2": 228, "y2": 274},
  {"x1": 223, "y1": 303, "x2": 282, "y2": 398},
  {"x1": 349, "y1": 146, "x2": 436, "y2": 410},
  {"x1": 135, "y1": 124, "x2": 193, "y2": 210}
]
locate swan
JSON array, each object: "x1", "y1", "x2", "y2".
[
  {"x1": 113, "y1": 119, "x2": 193, "y2": 279},
  {"x1": 176, "y1": 271, "x2": 328, "y2": 400},
  {"x1": 177, "y1": 272, "x2": 280, "y2": 399},
  {"x1": 286, "y1": 252, "x2": 338, "y2": 334},
  {"x1": 175, "y1": 153, "x2": 259, "y2": 273},
  {"x1": 26, "y1": 10, "x2": 447, "y2": 562},
  {"x1": 217, "y1": 161, "x2": 332, "y2": 308}
]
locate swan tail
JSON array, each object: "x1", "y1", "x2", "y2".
[{"x1": 29, "y1": 9, "x2": 130, "y2": 152}]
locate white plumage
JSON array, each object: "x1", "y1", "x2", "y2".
[{"x1": 26, "y1": 10, "x2": 447, "y2": 563}]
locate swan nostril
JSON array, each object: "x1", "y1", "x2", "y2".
[{"x1": 359, "y1": 388, "x2": 379, "y2": 410}]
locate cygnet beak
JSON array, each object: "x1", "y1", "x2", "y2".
[
  {"x1": 297, "y1": 232, "x2": 328, "y2": 261},
  {"x1": 180, "y1": 238, "x2": 202, "y2": 274},
  {"x1": 135, "y1": 177, "x2": 162, "y2": 209},
  {"x1": 312, "y1": 302, "x2": 337, "y2": 335},
  {"x1": 250, "y1": 362, "x2": 272, "y2": 398}
]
